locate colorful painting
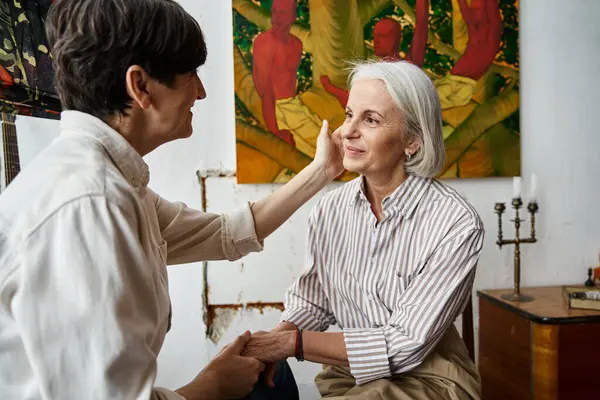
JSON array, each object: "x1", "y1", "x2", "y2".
[
  {"x1": 0, "y1": 0, "x2": 61, "y2": 119},
  {"x1": 232, "y1": 0, "x2": 520, "y2": 183}
]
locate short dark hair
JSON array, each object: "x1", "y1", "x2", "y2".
[{"x1": 46, "y1": 0, "x2": 207, "y2": 118}]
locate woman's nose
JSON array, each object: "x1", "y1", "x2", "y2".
[
  {"x1": 341, "y1": 122, "x2": 360, "y2": 139},
  {"x1": 196, "y1": 76, "x2": 206, "y2": 100}
]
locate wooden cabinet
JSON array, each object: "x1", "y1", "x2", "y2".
[{"x1": 478, "y1": 286, "x2": 600, "y2": 400}]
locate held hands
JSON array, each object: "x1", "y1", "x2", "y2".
[
  {"x1": 179, "y1": 327, "x2": 295, "y2": 396},
  {"x1": 241, "y1": 330, "x2": 296, "y2": 387},
  {"x1": 241, "y1": 330, "x2": 296, "y2": 364},
  {"x1": 312, "y1": 120, "x2": 345, "y2": 181},
  {"x1": 176, "y1": 331, "x2": 265, "y2": 400}
]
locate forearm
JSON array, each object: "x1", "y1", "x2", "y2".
[
  {"x1": 410, "y1": 0, "x2": 429, "y2": 66},
  {"x1": 487, "y1": 0, "x2": 501, "y2": 22},
  {"x1": 175, "y1": 373, "x2": 218, "y2": 400},
  {"x1": 274, "y1": 322, "x2": 348, "y2": 365},
  {"x1": 456, "y1": 0, "x2": 473, "y2": 24},
  {"x1": 303, "y1": 331, "x2": 349, "y2": 367},
  {"x1": 323, "y1": 82, "x2": 349, "y2": 108},
  {"x1": 251, "y1": 162, "x2": 330, "y2": 241},
  {"x1": 261, "y1": 91, "x2": 279, "y2": 134},
  {"x1": 488, "y1": 0, "x2": 502, "y2": 40}
]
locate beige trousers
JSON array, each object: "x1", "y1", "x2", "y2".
[{"x1": 315, "y1": 326, "x2": 481, "y2": 400}]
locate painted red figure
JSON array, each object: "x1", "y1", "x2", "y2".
[
  {"x1": 0, "y1": 65, "x2": 13, "y2": 86},
  {"x1": 372, "y1": 18, "x2": 402, "y2": 62},
  {"x1": 451, "y1": 0, "x2": 503, "y2": 80},
  {"x1": 251, "y1": 0, "x2": 300, "y2": 146},
  {"x1": 320, "y1": 0, "x2": 429, "y2": 109}
]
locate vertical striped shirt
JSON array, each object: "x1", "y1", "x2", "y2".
[{"x1": 281, "y1": 174, "x2": 484, "y2": 385}]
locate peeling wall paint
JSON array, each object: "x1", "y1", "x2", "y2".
[
  {"x1": 197, "y1": 169, "x2": 235, "y2": 212},
  {"x1": 206, "y1": 302, "x2": 285, "y2": 343},
  {"x1": 197, "y1": 169, "x2": 285, "y2": 341},
  {"x1": 207, "y1": 307, "x2": 237, "y2": 344},
  {"x1": 197, "y1": 168, "x2": 237, "y2": 337}
]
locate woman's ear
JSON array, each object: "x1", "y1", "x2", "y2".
[
  {"x1": 125, "y1": 65, "x2": 152, "y2": 110},
  {"x1": 405, "y1": 138, "x2": 422, "y2": 156}
]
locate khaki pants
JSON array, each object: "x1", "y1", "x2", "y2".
[{"x1": 315, "y1": 326, "x2": 481, "y2": 400}]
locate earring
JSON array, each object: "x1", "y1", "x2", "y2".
[{"x1": 406, "y1": 152, "x2": 412, "y2": 162}]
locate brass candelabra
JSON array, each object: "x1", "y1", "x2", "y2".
[{"x1": 494, "y1": 198, "x2": 539, "y2": 302}]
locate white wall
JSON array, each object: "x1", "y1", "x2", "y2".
[{"x1": 6, "y1": 0, "x2": 600, "y2": 398}]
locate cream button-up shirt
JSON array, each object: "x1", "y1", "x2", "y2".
[{"x1": 0, "y1": 111, "x2": 263, "y2": 399}]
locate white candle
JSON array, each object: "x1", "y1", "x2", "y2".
[
  {"x1": 530, "y1": 174, "x2": 537, "y2": 202},
  {"x1": 513, "y1": 177, "x2": 522, "y2": 199}
]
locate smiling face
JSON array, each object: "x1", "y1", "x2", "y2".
[
  {"x1": 341, "y1": 78, "x2": 418, "y2": 179},
  {"x1": 122, "y1": 67, "x2": 207, "y2": 155},
  {"x1": 149, "y1": 71, "x2": 206, "y2": 141}
]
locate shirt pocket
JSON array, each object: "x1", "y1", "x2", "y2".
[
  {"x1": 379, "y1": 270, "x2": 415, "y2": 310},
  {"x1": 393, "y1": 255, "x2": 424, "y2": 292}
]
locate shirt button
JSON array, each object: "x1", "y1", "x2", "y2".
[
  {"x1": 367, "y1": 294, "x2": 374, "y2": 301},
  {"x1": 132, "y1": 177, "x2": 138, "y2": 186}
]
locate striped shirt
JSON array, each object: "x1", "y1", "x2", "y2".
[{"x1": 281, "y1": 174, "x2": 484, "y2": 385}]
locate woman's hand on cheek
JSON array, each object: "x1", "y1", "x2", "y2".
[{"x1": 312, "y1": 120, "x2": 345, "y2": 181}]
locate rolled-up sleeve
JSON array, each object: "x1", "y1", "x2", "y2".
[
  {"x1": 344, "y1": 227, "x2": 484, "y2": 385},
  {"x1": 149, "y1": 188, "x2": 263, "y2": 264},
  {"x1": 222, "y1": 203, "x2": 265, "y2": 259},
  {"x1": 281, "y1": 212, "x2": 336, "y2": 331}
]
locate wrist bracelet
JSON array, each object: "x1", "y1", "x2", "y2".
[{"x1": 294, "y1": 328, "x2": 304, "y2": 362}]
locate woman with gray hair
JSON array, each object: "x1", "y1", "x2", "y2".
[{"x1": 242, "y1": 60, "x2": 484, "y2": 399}]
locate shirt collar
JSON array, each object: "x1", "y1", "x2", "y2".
[
  {"x1": 59, "y1": 110, "x2": 150, "y2": 193},
  {"x1": 349, "y1": 174, "x2": 432, "y2": 219}
]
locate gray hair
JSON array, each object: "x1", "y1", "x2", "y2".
[{"x1": 348, "y1": 60, "x2": 446, "y2": 178}]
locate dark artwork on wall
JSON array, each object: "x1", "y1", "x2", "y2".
[{"x1": 0, "y1": 0, "x2": 60, "y2": 119}]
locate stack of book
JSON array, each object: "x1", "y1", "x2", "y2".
[{"x1": 562, "y1": 286, "x2": 600, "y2": 311}]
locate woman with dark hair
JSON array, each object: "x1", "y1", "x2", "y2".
[{"x1": 0, "y1": 0, "x2": 344, "y2": 399}]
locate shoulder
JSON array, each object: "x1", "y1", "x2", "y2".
[
  {"x1": 427, "y1": 179, "x2": 483, "y2": 231},
  {"x1": 0, "y1": 136, "x2": 140, "y2": 239},
  {"x1": 252, "y1": 32, "x2": 276, "y2": 58},
  {"x1": 253, "y1": 31, "x2": 272, "y2": 47},
  {"x1": 48, "y1": 135, "x2": 139, "y2": 212}
]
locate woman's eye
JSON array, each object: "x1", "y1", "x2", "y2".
[
  {"x1": 366, "y1": 117, "x2": 378, "y2": 124},
  {"x1": 345, "y1": 112, "x2": 352, "y2": 119}
]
